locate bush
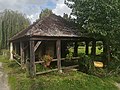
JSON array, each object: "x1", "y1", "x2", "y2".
[{"x1": 78, "y1": 54, "x2": 95, "y2": 74}]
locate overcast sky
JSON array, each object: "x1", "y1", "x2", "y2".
[{"x1": 0, "y1": 0, "x2": 72, "y2": 23}]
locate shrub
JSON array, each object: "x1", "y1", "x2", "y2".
[
  {"x1": 66, "y1": 49, "x2": 73, "y2": 60},
  {"x1": 42, "y1": 55, "x2": 53, "y2": 67},
  {"x1": 78, "y1": 54, "x2": 95, "y2": 74}
]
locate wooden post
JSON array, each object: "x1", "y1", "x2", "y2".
[
  {"x1": 56, "y1": 39, "x2": 62, "y2": 73},
  {"x1": 74, "y1": 42, "x2": 78, "y2": 57},
  {"x1": 10, "y1": 42, "x2": 13, "y2": 60},
  {"x1": 91, "y1": 40, "x2": 96, "y2": 56},
  {"x1": 14, "y1": 43, "x2": 17, "y2": 54},
  {"x1": 20, "y1": 42, "x2": 24, "y2": 68},
  {"x1": 103, "y1": 40, "x2": 107, "y2": 54},
  {"x1": 29, "y1": 40, "x2": 36, "y2": 77},
  {"x1": 103, "y1": 40, "x2": 110, "y2": 65},
  {"x1": 106, "y1": 42, "x2": 110, "y2": 65},
  {"x1": 85, "y1": 41, "x2": 89, "y2": 55}
]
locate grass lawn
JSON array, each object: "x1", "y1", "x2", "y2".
[
  {"x1": 0, "y1": 55, "x2": 119, "y2": 90},
  {"x1": 69, "y1": 46, "x2": 103, "y2": 55}
]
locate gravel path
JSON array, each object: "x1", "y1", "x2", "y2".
[{"x1": 0, "y1": 62, "x2": 9, "y2": 90}]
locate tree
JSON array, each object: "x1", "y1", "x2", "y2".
[
  {"x1": 0, "y1": 9, "x2": 30, "y2": 49},
  {"x1": 63, "y1": 13, "x2": 69, "y2": 20},
  {"x1": 65, "y1": 0, "x2": 120, "y2": 72},
  {"x1": 39, "y1": 8, "x2": 53, "y2": 19}
]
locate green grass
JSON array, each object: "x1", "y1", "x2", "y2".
[
  {"x1": 0, "y1": 56, "x2": 119, "y2": 90},
  {"x1": 69, "y1": 46, "x2": 103, "y2": 55}
]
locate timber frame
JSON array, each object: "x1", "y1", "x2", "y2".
[
  {"x1": 9, "y1": 14, "x2": 110, "y2": 77},
  {"x1": 10, "y1": 36, "x2": 109, "y2": 77}
]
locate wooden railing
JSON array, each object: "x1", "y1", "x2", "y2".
[
  {"x1": 35, "y1": 57, "x2": 80, "y2": 64},
  {"x1": 35, "y1": 57, "x2": 80, "y2": 75}
]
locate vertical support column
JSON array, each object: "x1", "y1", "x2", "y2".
[
  {"x1": 20, "y1": 42, "x2": 24, "y2": 68},
  {"x1": 106, "y1": 41, "x2": 110, "y2": 65},
  {"x1": 103, "y1": 40, "x2": 107, "y2": 54},
  {"x1": 74, "y1": 41, "x2": 78, "y2": 57},
  {"x1": 29, "y1": 40, "x2": 36, "y2": 77},
  {"x1": 56, "y1": 39, "x2": 62, "y2": 73},
  {"x1": 91, "y1": 40, "x2": 96, "y2": 56},
  {"x1": 14, "y1": 43, "x2": 17, "y2": 53},
  {"x1": 10, "y1": 42, "x2": 13, "y2": 60},
  {"x1": 85, "y1": 41, "x2": 89, "y2": 55},
  {"x1": 103, "y1": 40, "x2": 110, "y2": 65},
  {"x1": 107, "y1": 46, "x2": 111, "y2": 62}
]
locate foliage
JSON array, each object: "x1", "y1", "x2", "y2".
[
  {"x1": 0, "y1": 9, "x2": 30, "y2": 49},
  {"x1": 42, "y1": 55, "x2": 53, "y2": 62},
  {"x1": 107, "y1": 58, "x2": 120, "y2": 76},
  {"x1": 78, "y1": 54, "x2": 95, "y2": 74},
  {"x1": 63, "y1": 13, "x2": 72, "y2": 21},
  {"x1": 63, "y1": 13, "x2": 69, "y2": 20},
  {"x1": 42, "y1": 55, "x2": 53, "y2": 67},
  {"x1": 39, "y1": 8, "x2": 53, "y2": 19},
  {"x1": 66, "y1": 0, "x2": 120, "y2": 75},
  {"x1": 66, "y1": 49, "x2": 73, "y2": 60}
]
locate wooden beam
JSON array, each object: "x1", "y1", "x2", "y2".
[
  {"x1": 14, "y1": 43, "x2": 17, "y2": 53},
  {"x1": 30, "y1": 37, "x2": 93, "y2": 41},
  {"x1": 34, "y1": 41, "x2": 41, "y2": 52},
  {"x1": 29, "y1": 40, "x2": 36, "y2": 77},
  {"x1": 14, "y1": 59, "x2": 21, "y2": 66},
  {"x1": 35, "y1": 57, "x2": 80, "y2": 64},
  {"x1": 74, "y1": 42, "x2": 78, "y2": 57},
  {"x1": 85, "y1": 41, "x2": 89, "y2": 55},
  {"x1": 10, "y1": 42, "x2": 13, "y2": 60},
  {"x1": 107, "y1": 43, "x2": 110, "y2": 65},
  {"x1": 20, "y1": 42, "x2": 24, "y2": 68},
  {"x1": 91, "y1": 40, "x2": 96, "y2": 56},
  {"x1": 36, "y1": 65, "x2": 79, "y2": 75},
  {"x1": 56, "y1": 39, "x2": 62, "y2": 72},
  {"x1": 103, "y1": 40, "x2": 109, "y2": 65}
]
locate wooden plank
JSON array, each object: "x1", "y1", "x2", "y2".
[
  {"x1": 30, "y1": 40, "x2": 36, "y2": 77},
  {"x1": 36, "y1": 65, "x2": 79, "y2": 75},
  {"x1": 35, "y1": 57, "x2": 80, "y2": 64},
  {"x1": 56, "y1": 40, "x2": 62, "y2": 72},
  {"x1": 34, "y1": 41, "x2": 41, "y2": 52},
  {"x1": 14, "y1": 59, "x2": 21, "y2": 66}
]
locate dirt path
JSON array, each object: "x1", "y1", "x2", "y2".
[{"x1": 0, "y1": 62, "x2": 9, "y2": 90}]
